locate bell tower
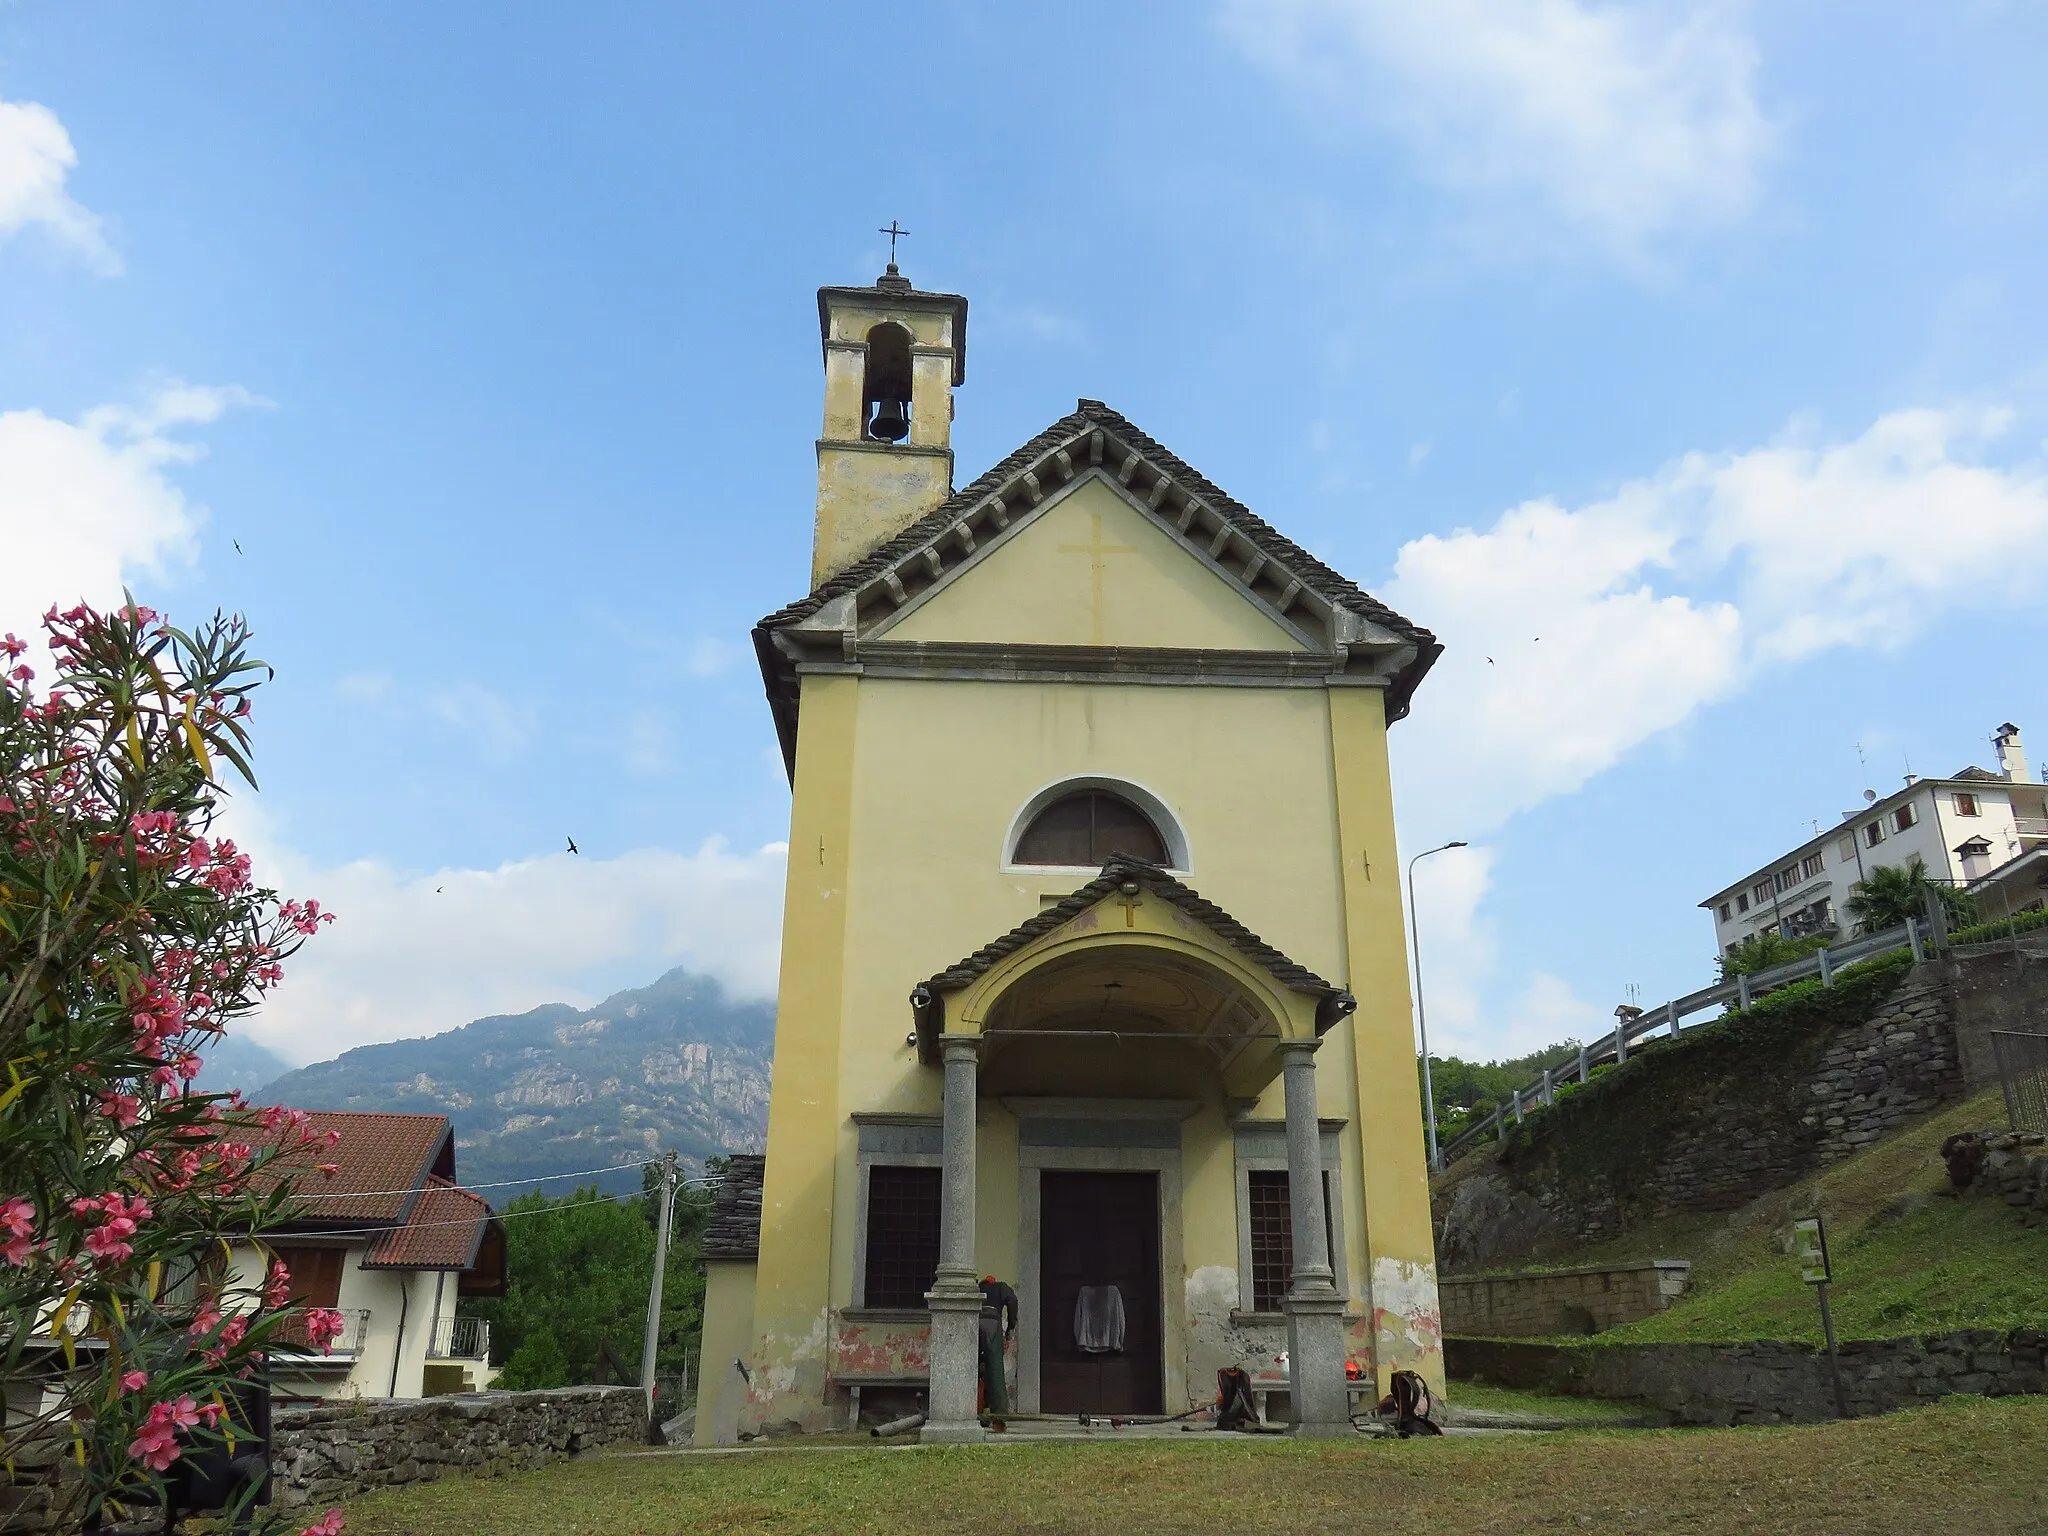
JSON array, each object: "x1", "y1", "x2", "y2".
[{"x1": 812, "y1": 264, "x2": 968, "y2": 585}]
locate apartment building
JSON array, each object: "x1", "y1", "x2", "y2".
[{"x1": 1701, "y1": 723, "x2": 2048, "y2": 955}]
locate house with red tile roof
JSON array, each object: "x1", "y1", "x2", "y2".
[{"x1": 243, "y1": 1110, "x2": 507, "y2": 1400}]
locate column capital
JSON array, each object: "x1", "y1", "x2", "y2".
[
  {"x1": 1276, "y1": 1036, "x2": 1323, "y2": 1061},
  {"x1": 938, "y1": 1033, "x2": 983, "y2": 1063}
]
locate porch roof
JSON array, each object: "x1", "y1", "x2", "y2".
[{"x1": 920, "y1": 855, "x2": 1340, "y2": 999}]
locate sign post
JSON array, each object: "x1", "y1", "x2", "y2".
[{"x1": 1792, "y1": 1215, "x2": 1849, "y2": 1419}]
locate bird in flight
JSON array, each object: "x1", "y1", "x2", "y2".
[
  {"x1": 233, "y1": 539, "x2": 243, "y2": 554},
  {"x1": 566, "y1": 836, "x2": 580, "y2": 855}
]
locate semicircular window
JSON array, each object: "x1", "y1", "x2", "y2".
[{"x1": 1013, "y1": 790, "x2": 1168, "y2": 868}]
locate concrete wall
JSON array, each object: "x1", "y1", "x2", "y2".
[
  {"x1": 1447, "y1": 1330, "x2": 2048, "y2": 1426},
  {"x1": 1439, "y1": 1262, "x2": 1690, "y2": 1338},
  {"x1": 270, "y1": 1387, "x2": 646, "y2": 1509},
  {"x1": 693, "y1": 1261, "x2": 757, "y2": 1447}
]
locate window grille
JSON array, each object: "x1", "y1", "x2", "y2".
[
  {"x1": 863, "y1": 1165, "x2": 941, "y2": 1308},
  {"x1": 1247, "y1": 1171, "x2": 1293, "y2": 1312},
  {"x1": 1245, "y1": 1170, "x2": 1337, "y2": 1312}
]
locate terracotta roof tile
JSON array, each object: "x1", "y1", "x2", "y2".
[
  {"x1": 264, "y1": 1110, "x2": 453, "y2": 1225},
  {"x1": 360, "y1": 1176, "x2": 497, "y2": 1271}
]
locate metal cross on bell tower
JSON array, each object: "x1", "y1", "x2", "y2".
[{"x1": 879, "y1": 221, "x2": 910, "y2": 263}]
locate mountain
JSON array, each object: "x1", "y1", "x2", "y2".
[
  {"x1": 255, "y1": 968, "x2": 774, "y2": 1197},
  {"x1": 194, "y1": 1032, "x2": 295, "y2": 1097}
]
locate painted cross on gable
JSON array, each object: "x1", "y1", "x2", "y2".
[{"x1": 1057, "y1": 512, "x2": 1138, "y2": 646}]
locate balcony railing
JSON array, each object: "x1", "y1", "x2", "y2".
[
  {"x1": 428, "y1": 1315, "x2": 491, "y2": 1361},
  {"x1": 2013, "y1": 815, "x2": 2048, "y2": 839},
  {"x1": 271, "y1": 1306, "x2": 372, "y2": 1358}
]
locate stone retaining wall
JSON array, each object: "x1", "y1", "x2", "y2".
[
  {"x1": 1447, "y1": 1329, "x2": 2048, "y2": 1425},
  {"x1": 1436, "y1": 961, "x2": 1966, "y2": 1270},
  {"x1": 1438, "y1": 1262, "x2": 1690, "y2": 1338},
  {"x1": 1943, "y1": 1128, "x2": 2048, "y2": 1222},
  {"x1": 270, "y1": 1387, "x2": 647, "y2": 1509}
]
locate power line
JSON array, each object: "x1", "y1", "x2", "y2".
[{"x1": 289, "y1": 1157, "x2": 661, "y2": 1201}]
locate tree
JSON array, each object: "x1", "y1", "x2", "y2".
[
  {"x1": 1844, "y1": 856, "x2": 1977, "y2": 935},
  {"x1": 1, "y1": 602, "x2": 341, "y2": 1535},
  {"x1": 1717, "y1": 928, "x2": 1835, "y2": 982},
  {"x1": 471, "y1": 1175, "x2": 710, "y2": 1399},
  {"x1": 1422, "y1": 1040, "x2": 1580, "y2": 1146}
]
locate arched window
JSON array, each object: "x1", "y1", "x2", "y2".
[
  {"x1": 862, "y1": 322, "x2": 914, "y2": 442},
  {"x1": 1012, "y1": 789, "x2": 1169, "y2": 868}
]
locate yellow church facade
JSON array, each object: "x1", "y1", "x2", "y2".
[{"x1": 696, "y1": 264, "x2": 1444, "y2": 1444}]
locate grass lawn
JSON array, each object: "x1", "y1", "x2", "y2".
[
  {"x1": 1447, "y1": 1380, "x2": 1651, "y2": 1422},
  {"x1": 1445, "y1": 1090, "x2": 2048, "y2": 1345},
  {"x1": 338, "y1": 1396, "x2": 2047, "y2": 1536}
]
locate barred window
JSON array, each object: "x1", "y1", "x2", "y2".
[
  {"x1": 1247, "y1": 1171, "x2": 1293, "y2": 1312},
  {"x1": 862, "y1": 1166, "x2": 941, "y2": 1308}
]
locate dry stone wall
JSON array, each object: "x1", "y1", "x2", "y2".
[
  {"x1": 1438, "y1": 1262, "x2": 1689, "y2": 1338},
  {"x1": 1436, "y1": 957, "x2": 1965, "y2": 1271},
  {"x1": 270, "y1": 1387, "x2": 646, "y2": 1509},
  {"x1": 1447, "y1": 1329, "x2": 2048, "y2": 1426}
]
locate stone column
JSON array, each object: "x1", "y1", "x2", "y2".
[
  {"x1": 921, "y1": 1035, "x2": 986, "y2": 1443},
  {"x1": 1279, "y1": 1038, "x2": 1351, "y2": 1437}
]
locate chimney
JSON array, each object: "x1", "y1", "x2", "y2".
[{"x1": 1993, "y1": 723, "x2": 2028, "y2": 783}]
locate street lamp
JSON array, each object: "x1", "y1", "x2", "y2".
[{"x1": 1407, "y1": 840, "x2": 1467, "y2": 1172}]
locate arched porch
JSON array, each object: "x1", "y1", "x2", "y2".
[{"x1": 906, "y1": 857, "x2": 1358, "y2": 1441}]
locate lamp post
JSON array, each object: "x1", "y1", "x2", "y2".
[{"x1": 1407, "y1": 840, "x2": 1467, "y2": 1172}]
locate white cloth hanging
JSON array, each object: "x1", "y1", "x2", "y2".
[{"x1": 1074, "y1": 1284, "x2": 1127, "y2": 1354}]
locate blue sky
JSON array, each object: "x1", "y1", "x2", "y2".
[{"x1": 4, "y1": 1, "x2": 2046, "y2": 1065}]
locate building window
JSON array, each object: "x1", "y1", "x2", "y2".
[
  {"x1": 1893, "y1": 805, "x2": 1917, "y2": 833},
  {"x1": 1243, "y1": 1169, "x2": 1337, "y2": 1314},
  {"x1": 1246, "y1": 1171, "x2": 1293, "y2": 1313},
  {"x1": 1777, "y1": 865, "x2": 1801, "y2": 893},
  {"x1": 1753, "y1": 880, "x2": 1775, "y2": 904},
  {"x1": 1736, "y1": 893, "x2": 1749, "y2": 914},
  {"x1": 1718, "y1": 902, "x2": 1732, "y2": 922},
  {"x1": 1865, "y1": 822, "x2": 1886, "y2": 848},
  {"x1": 1802, "y1": 853, "x2": 1825, "y2": 880},
  {"x1": 861, "y1": 1166, "x2": 941, "y2": 1308},
  {"x1": 1955, "y1": 792, "x2": 1980, "y2": 817},
  {"x1": 1838, "y1": 835, "x2": 1857, "y2": 860},
  {"x1": 1013, "y1": 790, "x2": 1169, "y2": 867},
  {"x1": 269, "y1": 1246, "x2": 346, "y2": 1308}
]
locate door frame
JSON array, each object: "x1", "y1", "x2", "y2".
[{"x1": 1007, "y1": 1098, "x2": 1198, "y2": 1416}]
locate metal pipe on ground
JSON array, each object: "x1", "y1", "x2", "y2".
[{"x1": 871, "y1": 1413, "x2": 926, "y2": 1438}]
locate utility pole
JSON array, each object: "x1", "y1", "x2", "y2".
[{"x1": 640, "y1": 1149, "x2": 678, "y2": 1428}]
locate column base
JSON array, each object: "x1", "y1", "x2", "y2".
[
  {"x1": 1284, "y1": 1291, "x2": 1353, "y2": 1436},
  {"x1": 920, "y1": 1278, "x2": 987, "y2": 1445}
]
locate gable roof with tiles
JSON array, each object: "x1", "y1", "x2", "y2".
[{"x1": 753, "y1": 400, "x2": 1440, "y2": 772}]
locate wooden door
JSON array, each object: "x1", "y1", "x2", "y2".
[
  {"x1": 1038, "y1": 1171, "x2": 1162, "y2": 1415},
  {"x1": 272, "y1": 1246, "x2": 345, "y2": 1307}
]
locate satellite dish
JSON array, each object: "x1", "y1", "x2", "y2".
[{"x1": 1863, "y1": 789, "x2": 1878, "y2": 803}]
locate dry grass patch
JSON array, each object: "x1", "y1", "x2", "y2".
[{"x1": 340, "y1": 1395, "x2": 2046, "y2": 1536}]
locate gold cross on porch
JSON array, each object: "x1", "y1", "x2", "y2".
[{"x1": 1057, "y1": 512, "x2": 1138, "y2": 646}]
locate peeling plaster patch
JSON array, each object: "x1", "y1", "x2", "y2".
[
  {"x1": 747, "y1": 1309, "x2": 833, "y2": 1431},
  {"x1": 1370, "y1": 1256, "x2": 1443, "y2": 1372}
]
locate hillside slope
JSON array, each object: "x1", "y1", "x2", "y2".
[
  {"x1": 1486, "y1": 1089, "x2": 2048, "y2": 1343},
  {"x1": 257, "y1": 967, "x2": 772, "y2": 1195}
]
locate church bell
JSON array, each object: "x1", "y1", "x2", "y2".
[{"x1": 868, "y1": 396, "x2": 911, "y2": 442}]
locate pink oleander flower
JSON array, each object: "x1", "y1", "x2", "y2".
[
  {"x1": 128, "y1": 1417, "x2": 180, "y2": 1471},
  {"x1": 1, "y1": 1198, "x2": 32, "y2": 1240},
  {"x1": 264, "y1": 1260, "x2": 293, "y2": 1309},
  {"x1": 98, "y1": 1091, "x2": 143, "y2": 1128},
  {"x1": 1, "y1": 1233, "x2": 31, "y2": 1266},
  {"x1": 0, "y1": 633, "x2": 23, "y2": 659},
  {"x1": 189, "y1": 1299, "x2": 223, "y2": 1336},
  {"x1": 302, "y1": 1307, "x2": 347, "y2": 1353},
  {"x1": 301, "y1": 1509, "x2": 346, "y2": 1536},
  {"x1": 85, "y1": 1227, "x2": 133, "y2": 1265},
  {"x1": 119, "y1": 1370, "x2": 149, "y2": 1395}
]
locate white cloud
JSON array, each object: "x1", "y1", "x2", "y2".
[
  {"x1": 1387, "y1": 403, "x2": 2048, "y2": 842},
  {"x1": 1220, "y1": 0, "x2": 1773, "y2": 260},
  {"x1": 225, "y1": 800, "x2": 789, "y2": 1063},
  {"x1": 424, "y1": 682, "x2": 538, "y2": 760},
  {"x1": 0, "y1": 95, "x2": 118, "y2": 272},
  {"x1": 0, "y1": 382, "x2": 259, "y2": 665}
]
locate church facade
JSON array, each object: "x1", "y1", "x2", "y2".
[{"x1": 695, "y1": 265, "x2": 1444, "y2": 1443}]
